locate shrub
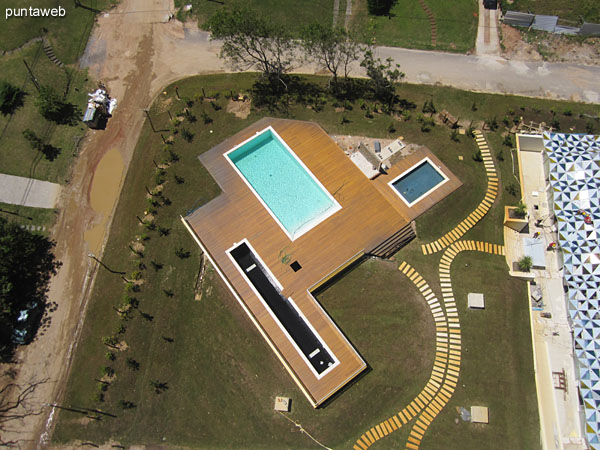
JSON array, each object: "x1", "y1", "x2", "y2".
[
  {"x1": 0, "y1": 81, "x2": 25, "y2": 115},
  {"x1": 485, "y1": 116, "x2": 498, "y2": 131},
  {"x1": 518, "y1": 256, "x2": 533, "y2": 272},
  {"x1": 367, "y1": 0, "x2": 396, "y2": 16},
  {"x1": 514, "y1": 201, "x2": 527, "y2": 218},
  {"x1": 497, "y1": 149, "x2": 504, "y2": 162},
  {"x1": 472, "y1": 150, "x2": 483, "y2": 162},
  {"x1": 506, "y1": 183, "x2": 518, "y2": 196},
  {"x1": 503, "y1": 134, "x2": 513, "y2": 147},
  {"x1": 450, "y1": 129, "x2": 460, "y2": 142}
]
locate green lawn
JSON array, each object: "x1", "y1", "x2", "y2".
[
  {"x1": 48, "y1": 72, "x2": 598, "y2": 448},
  {"x1": 350, "y1": 0, "x2": 478, "y2": 52},
  {"x1": 0, "y1": 1, "x2": 111, "y2": 183},
  {"x1": 0, "y1": 201, "x2": 57, "y2": 235},
  {"x1": 503, "y1": 0, "x2": 600, "y2": 24},
  {"x1": 178, "y1": 0, "x2": 334, "y2": 33},
  {"x1": 1, "y1": 0, "x2": 115, "y2": 64}
]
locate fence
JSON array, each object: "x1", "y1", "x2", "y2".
[{"x1": 503, "y1": 10, "x2": 600, "y2": 36}]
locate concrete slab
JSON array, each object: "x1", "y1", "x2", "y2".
[
  {"x1": 468, "y1": 293, "x2": 485, "y2": 309},
  {"x1": 0, "y1": 174, "x2": 61, "y2": 208}
]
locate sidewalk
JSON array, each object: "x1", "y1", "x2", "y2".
[
  {"x1": 475, "y1": 2, "x2": 501, "y2": 56},
  {"x1": 0, "y1": 173, "x2": 61, "y2": 209},
  {"x1": 504, "y1": 147, "x2": 586, "y2": 449}
]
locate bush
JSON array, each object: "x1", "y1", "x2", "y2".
[
  {"x1": 0, "y1": 81, "x2": 25, "y2": 116},
  {"x1": 472, "y1": 150, "x2": 483, "y2": 162},
  {"x1": 518, "y1": 256, "x2": 532, "y2": 272},
  {"x1": 485, "y1": 116, "x2": 498, "y2": 131},
  {"x1": 497, "y1": 148, "x2": 504, "y2": 162},
  {"x1": 514, "y1": 201, "x2": 527, "y2": 218},
  {"x1": 367, "y1": 0, "x2": 396, "y2": 15},
  {"x1": 503, "y1": 134, "x2": 513, "y2": 147},
  {"x1": 35, "y1": 85, "x2": 79, "y2": 125},
  {"x1": 506, "y1": 183, "x2": 518, "y2": 196}
]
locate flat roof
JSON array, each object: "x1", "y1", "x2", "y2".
[{"x1": 183, "y1": 118, "x2": 460, "y2": 406}]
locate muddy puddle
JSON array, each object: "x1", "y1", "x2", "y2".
[{"x1": 84, "y1": 148, "x2": 124, "y2": 254}]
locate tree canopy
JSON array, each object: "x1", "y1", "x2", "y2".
[
  {"x1": 360, "y1": 50, "x2": 404, "y2": 106},
  {"x1": 204, "y1": 7, "x2": 296, "y2": 85},
  {"x1": 35, "y1": 85, "x2": 79, "y2": 125},
  {"x1": 0, "y1": 217, "x2": 60, "y2": 361},
  {"x1": 301, "y1": 24, "x2": 364, "y2": 89},
  {"x1": 367, "y1": 0, "x2": 396, "y2": 16},
  {"x1": 0, "y1": 81, "x2": 25, "y2": 116}
]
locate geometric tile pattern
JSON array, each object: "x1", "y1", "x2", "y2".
[
  {"x1": 354, "y1": 241, "x2": 505, "y2": 450},
  {"x1": 422, "y1": 130, "x2": 498, "y2": 255},
  {"x1": 544, "y1": 132, "x2": 600, "y2": 448}
]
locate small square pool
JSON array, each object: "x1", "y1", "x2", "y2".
[{"x1": 389, "y1": 157, "x2": 448, "y2": 207}]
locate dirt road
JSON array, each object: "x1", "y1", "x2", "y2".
[
  {"x1": 1, "y1": 1, "x2": 599, "y2": 448},
  {"x1": 0, "y1": 2, "x2": 222, "y2": 448}
]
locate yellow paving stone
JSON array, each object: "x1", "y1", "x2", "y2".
[
  {"x1": 407, "y1": 436, "x2": 421, "y2": 445},
  {"x1": 406, "y1": 403, "x2": 418, "y2": 417},
  {"x1": 375, "y1": 424, "x2": 383, "y2": 438},
  {"x1": 392, "y1": 415, "x2": 402, "y2": 429},
  {"x1": 412, "y1": 397, "x2": 425, "y2": 412},
  {"x1": 421, "y1": 411, "x2": 434, "y2": 423},
  {"x1": 403, "y1": 407, "x2": 414, "y2": 421},
  {"x1": 424, "y1": 385, "x2": 437, "y2": 397},
  {"x1": 360, "y1": 435, "x2": 372, "y2": 447},
  {"x1": 443, "y1": 385, "x2": 455, "y2": 394},
  {"x1": 365, "y1": 430, "x2": 376, "y2": 444},
  {"x1": 410, "y1": 429, "x2": 424, "y2": 440},
  {"x1": 421, "y1": 244, "x2": 429, "y2": 255},
  {"x1": 406, "y1": 267, "x2": 415, "y2": 278},
  {"x1": 388, "y1": 418, "x2": 397, "y2": 431},
  {"x1": 398, "y1": 261, "x2": 407, "y2": 271},
  {"x1": 380, "y1": 422, "x2": 389, "y2": 436},
  {"x1": 437, "y1": 392, "x2": 450, "y2": 403},
  {"x1": 429, "y1": 378, "x2": 441, "y2": 389},
  {"x1": 357, "y1": 439, "x2": 369, "y2": 450},
  {"x1": 413, "y1": 422, "x2": 427, "y2": 435},
  {"x1": 398, "y1": 410, "x2": 409, "y2": 424},
  {"x1": 431, "y1": 398, "x2": 445, "y2": 410},
  {"x1": 354, "y1": 444, "x2": 365, "y2": 450},
  {"x1": 419, "y1": 391, "x2": 431, "y2": 403},
  {"x1": 406, "y1": 442, "x2": 419, "y2": 450}
]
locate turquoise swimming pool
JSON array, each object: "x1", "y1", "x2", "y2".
[
  {"x1": 226, "y1": 127, "x2": 340, "y2": 240},
  {"x1": 389, "y1": 158, "x2": 448, "y2": 206}
]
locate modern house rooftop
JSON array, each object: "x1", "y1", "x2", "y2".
[{"x1": 183, "y1": 117, "x2": 460, "y2": 406}]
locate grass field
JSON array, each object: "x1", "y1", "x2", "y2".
[
  {"x1": 1, "y1": 0, "x2": 115, "y2": 63},
  {"x1": 0, "y1": 1, "x2": 111, "y2": 184},
  {"x1": 178, "y1": 0, "x2": 334, "y2": 32},
  {"x1": 503, "y1": 0, "x2": 600, "y2": 24},
  {"x1": 0, "y1": 201, "x2": 57, "y2": 235},
  {"x1": 49, "y1": 72, "x2": 598, "y2": 448},
  {"x1": 350, "y1": 0, "x2": 479, "y2": 52}
]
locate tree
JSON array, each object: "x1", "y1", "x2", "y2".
[
  {"x1": 367, "y1": 0, "x2": 396, "y2": 15},
  {"x1": 0, "y1": 217, "x2": 60, "y2": 361},
  {"x1": 0, "y1": 81, "x2": 25, "y2": 116},
  {"x1": 301, "y1": 24, "x2": 364, "y2": 90},
  {"x1": 204, "y1": 8, "x2": 296, "y2": 87},
  {"x1": 35, "y1": 85, "x2": 79, "y2": 125},
  {"x1": 22, "y1": 129, "x2": 61, "y2": 161},
  {"x1": 360, "y1": 50, "x2": 404, "y2": 108}
]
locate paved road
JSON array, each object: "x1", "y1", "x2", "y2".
[
  {"x1": 376, "y1": 46, "x2": 600, "y2": 104},
  {"x1": 0, "y1": 174, "x2": 61, "y2": 208}
]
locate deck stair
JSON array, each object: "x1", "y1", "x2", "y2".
[
  {"x1": 368, "y1": 222, "x2": 416, "y2": 259},
  {"x1": 43, "y1": 40, "x2": 64, "y2": 68}
]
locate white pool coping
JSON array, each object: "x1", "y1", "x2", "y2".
[
  {"x1": 224, "y1": 126, "x2": 342, "y2": 241},
  {"x1": 388, "y1": 156, "x2": 449, "y2": 207},
  {"x1": 226, "y1": 238, "x2": 340, "y2": 380}
]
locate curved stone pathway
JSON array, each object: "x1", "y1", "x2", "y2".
[
  {"x1": 421, "y1": 131, "x2": 498, "y2": 255},
  {"x1": 353, "y1": 261, "x2": 448, "y2": 450},
  {"x1": 354, "y1": 240, "x2": 504, "y2": 449}
]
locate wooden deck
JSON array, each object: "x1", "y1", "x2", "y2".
[{"x1": 183, "y1": 118, "x2": 460, "y2": 407}]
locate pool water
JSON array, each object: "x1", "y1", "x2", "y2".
[
  {"x1": 391, "y1": 160, "x2": 446, "y2": 205},
  {"x1": 227, "y1": 128, "x2": 340, "y2": 239}
]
